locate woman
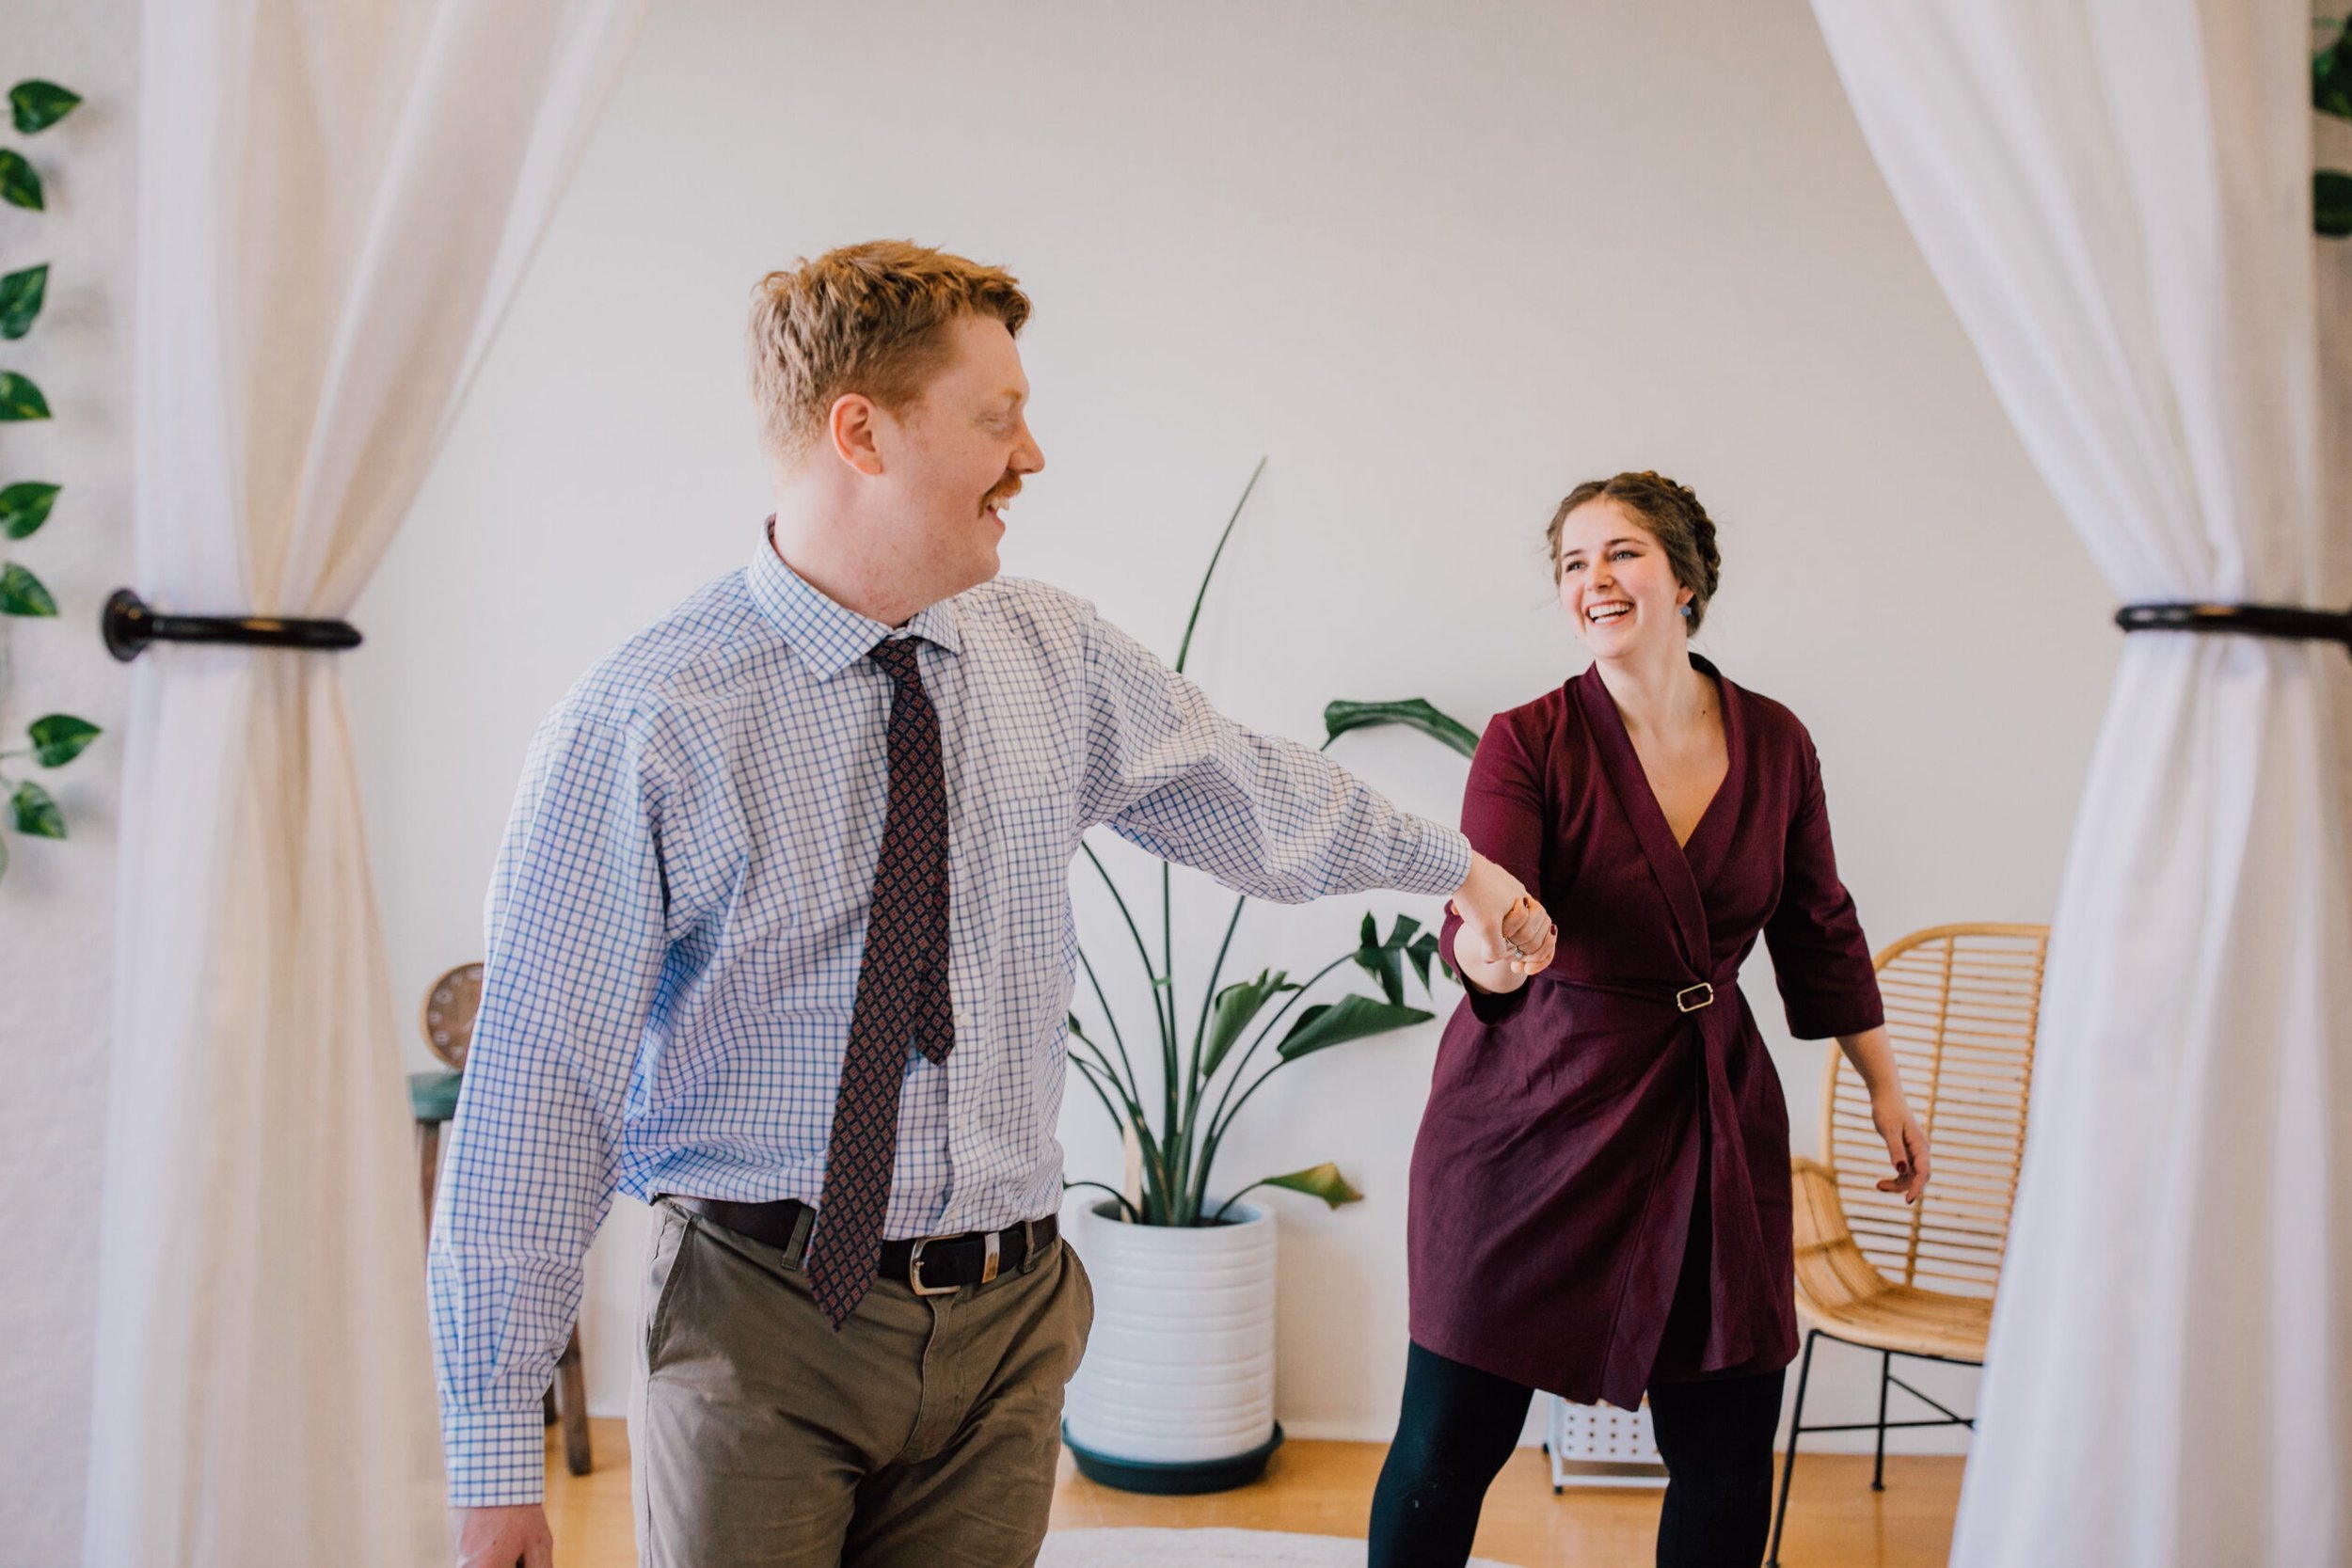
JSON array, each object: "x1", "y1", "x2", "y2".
[{"x1": 1368, "y1": 472, "x2": 1931, "y2": 1568}]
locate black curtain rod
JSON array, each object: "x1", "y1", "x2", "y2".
[
  {"x1": 102, "y1": 589, "x2": 363, "y2": 663},
  {"x1": 2115, "y1": 601, "x2": 2352, "y2": 653}
]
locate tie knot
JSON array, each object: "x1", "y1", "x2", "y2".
[{"x1": 868, "y1": 636, "x2": 923, "y2": 686}]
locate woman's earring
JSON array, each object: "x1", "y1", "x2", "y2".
[{"x1": 1678, "y1": 604, "x2": 1693, "y2": 618}]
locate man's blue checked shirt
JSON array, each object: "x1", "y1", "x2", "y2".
[{"x1": 428, "y1": 537, "x2": 1473, "y2": 1504}]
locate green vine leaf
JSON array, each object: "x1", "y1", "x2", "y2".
[
  {"x1": 0, "y1": 483, "x2": 58, "y2": 540},
  {"x1": 8, "y1": 81, "x2": 81, "y2": 135},
  {"x1": 2318, "y1": 17, "x2": 2352, "y2": 120},
  {"x1": 28, "y1": 715, "x2": 100, "y2": 768},
  {"x1": 0, "y1": 562, "x2": 58, "y2": 616},
  {"x1": 11, "y1": 781, "x2": 64, "y2": 839},
  {"x1": 0, "y1": 372, "x2": 50, "y2": 420},
  {"x1": 2321, "y1": 171, "x2": 2352, "y2": 239},
  {"x1": 0, "y1": 265, "x2": 45, "y2": 340},
  {"x1": 0, "y1": 150, "x2": 42, "y2": 211}
]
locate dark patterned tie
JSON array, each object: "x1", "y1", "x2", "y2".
[{"x1": 804, "y1": 636, "x2": 956, "y2": 1326}]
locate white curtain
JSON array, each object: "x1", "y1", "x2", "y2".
[
  {"x1": 84, "y1": 2, "x2": 647, "y2": 1563},
  {"x1": 1805, "y1": 3, "x2": 2352, "y2": 1564}
]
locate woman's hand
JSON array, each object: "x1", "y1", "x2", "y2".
[
  {"x1": 1869, "y1": 1085, "x2": 1931, "y2": 1205},
  {"x1": 1451, "y1": 855, "x2": 1556, "y2": 995},
  {"x1": 1499, "y1": 895, "x2": 1557, "y2": 974}
]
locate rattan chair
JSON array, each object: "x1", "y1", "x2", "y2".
[{"x1": 1767, "y1": 924, "x2": 2047, "y2": 1566}]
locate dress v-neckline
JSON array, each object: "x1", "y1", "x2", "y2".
[
  {"x1": 1574, "y1": 655, "x2": 1745, "y2": 975},
  {"x1": 1586, "y1": 660, "x2": 1735, "y2": 860}
]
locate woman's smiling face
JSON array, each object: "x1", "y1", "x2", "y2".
[{"x1": 1555, "y1": 497, "x2": 1693, "y2": 657}]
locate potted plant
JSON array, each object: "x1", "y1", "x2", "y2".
[{"x1": 1059, "y1": 462, "x2": 1476, "y2": 1494}]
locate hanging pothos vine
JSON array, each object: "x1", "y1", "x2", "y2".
[
  {"x1": 0, "y1": 78, "x2": 101, "y2": 885},
  {"x1": 2320, "y1": 14, "x2": 2351, "y2": 235}
]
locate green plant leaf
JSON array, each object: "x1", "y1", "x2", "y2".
[
  {"x1": 0, "y1": 150, "x2": 42, "y2": 211},
  {"x1": 1406, "y1": 931, "x2": 1441, "y2": 991},
  {"x1": 1354, "y1": 927, "x2": 1404, "y2": 1006},
  {"x1": 1174, "y1": 457, "x2": 1267, "y2": 675},
  {"x1": 1200, "y1": 969, "x2": 1294, "y2": 1079},
  {"x1": 0, "y1": 372, "x2": 52, "y2": 420},
  {"x1": 1277, "y1": 993, "x2": 1434, "y2": 1061},
  {"x1": 8, "y1": 81, "x2": 81, "y2": 135},
  {"x1": 1257, "y1": 1161, "x2": 1364, "y2": 1209},
  {"x1": 2321, "y1": 170, "x2": 2352, "y2": 238},
  {"x1": 1324, "y1": 697, "x2": 1480, "y2": 758},
  {"x1": 11, "y1": 780, "x2": 63, "y2": 838},
  {"x1": 0, "y1": 265, "x2": 45, "y2": 340},
  {"x1": 1352, "y1": 912, "x2": 1433, "y2": 1006},
  {"x1": 2318, "y1": 17, "x2": 2352, "y2": 119},
  {"x1": 0, "y1": 482, "x2": 59, "y2": 540},
  {"x1": 28, "y1": 714, "x2": 100, "y2": 767},
  {"x1": 0, "y1": 562, "x2": 56, "y2": 615}
]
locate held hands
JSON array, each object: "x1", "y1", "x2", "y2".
[
  {"x1": 1450, "y1": 852, "x2": 1557, "y2": 990},
  {"x1": 1870, "y1": 1087, "x2": 1931, "y2": 1206},
  {"x1": 452, "y1": 1504, "x2": 551, "y2": 1568}
]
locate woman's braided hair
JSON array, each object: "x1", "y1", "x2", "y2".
[{"x1": 1544, "y1": 470, "x2": 1724, "y2": 634}]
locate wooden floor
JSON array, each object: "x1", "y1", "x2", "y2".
[{"x1": 545, "y1": 1419, "x2": 1962, "y2": 1567}]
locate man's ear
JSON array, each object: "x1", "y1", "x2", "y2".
[{"x1": 827, "y1": 392, "x2": 886, "y2": 477}]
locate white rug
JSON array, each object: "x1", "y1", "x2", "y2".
[{"x1": 1039, "y1": 1528, "x2": 1518, "y2": 1567}]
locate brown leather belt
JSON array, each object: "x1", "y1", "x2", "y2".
[{"x1": 672, "y1": 1196, "x2": 1057, "y2": 1297}]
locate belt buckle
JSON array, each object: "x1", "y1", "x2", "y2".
[
  {"x1": 906, "y1": 1236, "x2": 960, "y2": 1297},
  {"x1": 1676, "y1": 982, "x2": 1715, "y2": 1013}
]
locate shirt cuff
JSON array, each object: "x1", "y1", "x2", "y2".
[
  {"x1": 1392, "y1": 817, "x2": 1473, "y2": 898},
  {"x1": 441, "y1": 1402, "x2": 549, "y2": 1507}
]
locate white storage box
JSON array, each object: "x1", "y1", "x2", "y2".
[{"x1": 1543, "y1": 1395, "x2": 1669, "y2": 1491}]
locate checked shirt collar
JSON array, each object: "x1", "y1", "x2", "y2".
[{"x1": 748, "y1": 526, "x2": 964, "y2": 674}]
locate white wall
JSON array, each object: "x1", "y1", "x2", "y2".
[
  {"x1": 347, "y1": 0, "x2": 2119, "y2": 1467},
  {"x1": 0, "y1": 6, "x2": 136, "y2": 1561}
]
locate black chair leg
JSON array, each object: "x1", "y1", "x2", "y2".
[
  {"x1": 1768, "y1": 1330, "x2": 1818, "y2": 1568},
  {"x1": 1871, "y1": 1350, "x2": 1892, "y2": 1492}
]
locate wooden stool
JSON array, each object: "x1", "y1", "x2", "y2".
[{"x1": 411, "y1": 961, "x2": 593, "y2": 1478}]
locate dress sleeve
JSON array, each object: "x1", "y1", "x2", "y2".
[
  {"x1": 1438, "y1": 710, "x2": 1548, "y2": 1024},
  {"x1": 1763, "y1": 731, "x2": 1884, "y2": 1040}
]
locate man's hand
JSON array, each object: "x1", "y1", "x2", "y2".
[
  {"x1": 1451, "y1": 852, "x2": 1556, "y2": 992},
  {"x1": 452, "y1": 1503, "x2": 552, "y2": 1568}
]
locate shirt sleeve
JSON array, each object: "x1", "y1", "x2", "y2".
[
  {"x1": 1763, "y1": 731, "x2": 1885, "y2": 1040},
  {"x1": 1438, "y1": 711, "x2": 1547, "y2": 1024},
  {"x1": 1076, "y1": 610, "x2": 1470, "y2": 903},
  {"x1": 427, "y1": 697, "x2": 670, "y2": 1506}
]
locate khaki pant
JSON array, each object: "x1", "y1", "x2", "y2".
[{"x1": 630, "y1": 1198, "x2": 1093, "y2": 1568}]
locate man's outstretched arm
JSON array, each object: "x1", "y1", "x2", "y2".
[{"x1": 1075, "y1": 609, "x2": 1546, "y2": 945}]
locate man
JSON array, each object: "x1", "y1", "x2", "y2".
[{"x1": 432, "y1": 240, "x2": 1554, "y2": 1568}]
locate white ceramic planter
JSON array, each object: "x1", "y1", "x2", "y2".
[{"x1": 1064, "y1": 1199, "x2": 1278, "y2": 1465}]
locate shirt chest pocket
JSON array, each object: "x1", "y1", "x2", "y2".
[{"x1": 980, "y1": 795, "x2": 1077, "y2": 888}]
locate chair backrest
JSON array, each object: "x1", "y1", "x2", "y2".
[{"x1": 1821, "y1": 924, "x2": 2047, "y2": 1297}]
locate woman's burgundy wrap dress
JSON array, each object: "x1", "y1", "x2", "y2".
[{"x1": 1415, "y1": 657, "x2": 1883, "y2": 1408}]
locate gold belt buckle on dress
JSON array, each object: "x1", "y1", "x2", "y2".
[{"x1": 1676, "y1": 982, "x2": 1715, "y2": 1013}]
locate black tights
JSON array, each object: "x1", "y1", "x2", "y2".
[{"x1": 1368, "y1": 1340, "x2": 1786, "y2": 1568}]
